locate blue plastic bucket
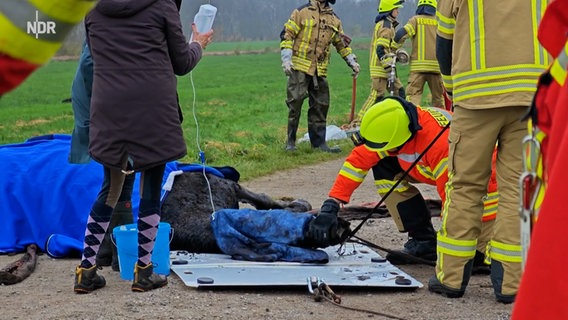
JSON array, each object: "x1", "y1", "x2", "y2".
[{"x1": 113, "y1": 222, "x2": 171, "y2": 281}]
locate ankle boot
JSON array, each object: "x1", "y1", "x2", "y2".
[
  {"x1": 131, "y1": 263, "x2": 167, "y2": 292},
  {"x1": 74, "y1": 265, "x2": 106, "y2": 294}
]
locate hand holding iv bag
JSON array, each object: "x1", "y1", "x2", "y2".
[{"x1": 190, "y1": 4, "x2": 217, "y2": 41}]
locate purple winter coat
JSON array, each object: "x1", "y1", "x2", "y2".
[{"x1": 85, "y1": 0, "x2": 202, "y2": 171}]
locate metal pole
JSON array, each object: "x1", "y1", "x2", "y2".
[
  {"x1": 349, "y1": 76, "x2": 357, "y2": 122},
  {"x1": 388, "y1": 55, "x2": 397, "y2": 96}
]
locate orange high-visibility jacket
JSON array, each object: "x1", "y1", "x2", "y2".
[{"x1": 329, "y1": 105, "x2": 498, "y2": 221}]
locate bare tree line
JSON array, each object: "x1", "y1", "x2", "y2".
[{"x1": 58, "y1": 0, "x2": 418, "y2": 56}]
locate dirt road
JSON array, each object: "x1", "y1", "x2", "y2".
[{"x1": 0, "y1": 158, "x2": 513, "y2": 320}]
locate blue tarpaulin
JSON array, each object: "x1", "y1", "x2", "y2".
[
  {"x1": 0, "y1": 135, "x2": 324, "y2": 263},
  {"x1": 0, "y1": 134, "x2": 224, "y2": 255}
]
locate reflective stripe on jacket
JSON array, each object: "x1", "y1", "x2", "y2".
[
  {"x1": 370, "y1": 16, "x2": 399, "y2": 79},
  {"x1": 436, "y1": 0, "x2": 549, "y2": 109},
  {"x1": 400, "y1": 15, "x2": 440, "y2": 73}
]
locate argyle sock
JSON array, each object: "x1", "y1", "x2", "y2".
[
  {"x1": 80, "y1": 201, "x2": 113, "y2": 268},
  {"x1": 137, "y1": 199, "x2": 161, "y2": 267}
]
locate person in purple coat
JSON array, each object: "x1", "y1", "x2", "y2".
[{"x1": 73, "y1": 0, "x2": 213, "y2": 294}]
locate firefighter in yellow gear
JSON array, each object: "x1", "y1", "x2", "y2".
[
  {"x1": 393, "y1": 0, "x2": 444, "y2": 108},
  {"x1": 280, "y1": 0, "x2": 360, "y2": 153},
  {"x1": 352, "y1": 0, "x2": 405, "y2": 125},
  {"x1": 0, "y1": 1, "x2": 97, "y2": 96},
  {"x1": 428, "y1": 0, "x2": 550, "y2": 304},
  {"x1": 310, "y1": 97, "x2": 498, "y2": 270}
]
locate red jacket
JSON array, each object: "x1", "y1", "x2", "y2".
[
  {"x1": 512, "y1": 0, "x2": 568, "y2": 318},
  {"x1": 329, "y1": 106, "x2": 498, "y2": 221},
  {"x1": 0, "y1": 55, "x2": 38, "y2": 95}
]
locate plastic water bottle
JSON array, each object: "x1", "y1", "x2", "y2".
[{"x1": 190, "y1": 4, "x2": 217, "y2": 41}]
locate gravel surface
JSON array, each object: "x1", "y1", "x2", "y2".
[{"x1": 0, "y1": 158, "x2": 513, "y2": 320}]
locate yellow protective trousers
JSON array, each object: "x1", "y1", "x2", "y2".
[
  {"x1": 357, "y1": 77, "x2": 404, "y2": 122},
  {"x1": 406, "y1": 72, "x2": 444, "y2": 108},
  {"x1": 436, "y1": 106, "x2": 526, "y2": 298},
  {"x1": 379, "y1": 177, "x2": 494, "y2": 254}
]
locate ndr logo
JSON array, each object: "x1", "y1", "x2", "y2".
[{"x1": 26, "y1": 11, "x2": 56, "y2": 39}]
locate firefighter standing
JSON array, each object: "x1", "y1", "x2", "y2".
[
  {"x1": 352, "y1": 0, "x2": 405, "y2": 125},
  {"x1": 308, "y1": 97, "x2": 497, "y2": 269},
  {"x1": 280, "y1": 0, "x2": 360, "y2": 153},
  {"x1": 393, "y1": 0, "x2": 444, "y2": 108},
  {"x1": 512, "y1": 0, "x2": 568, "y2": 317},
  {"x1": 429, "y1": 0, "x2": 550, "y2": 304}
]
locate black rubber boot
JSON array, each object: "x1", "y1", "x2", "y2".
[
  {"x1": 428, "y1": 259, "x2": 474, "y2": 299},
  {"x1": 96, "y1": 201, "x2": 133, "y2": 270},
  {"x1": 386, "y1": 193, "x2": 437, "y2": 264},
  {"x1": 74, "y1": 265, "x2": 106, "y2": 294},
  {"x1": 386, "y1": 238, "x2": 437, "y2": 264},
  {"x1": 308, "y1": 125, "x2": 325, "y2": 149},
  {"x1": 318, "y1": 143, "x2": 341, "y2": 153},
  {"x1": 286, "y1": 118, "x2": 299, "y2": 151},
  {"x1": 491, "y1": 260, "x2": 516, "y2": 304},
  {"x1": 308, "y1": 125, "x2": 340, "y2": 153},
  {"x1": 428, "y1": 276, "x2": 465, "y2": 298},
  {"x1": 131, "y1": 263, "x2": 168, "y2": 292},
  {"x1": 471, "y1": 250, "x2": 491, "y2": 275}
]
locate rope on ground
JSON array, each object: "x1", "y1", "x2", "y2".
[
  {"x1": 309, "y1": 281, "x2": 407, "y2": 320},
  {"x1": 307, "y1": 276, "x2": 406, "y2": 320}
]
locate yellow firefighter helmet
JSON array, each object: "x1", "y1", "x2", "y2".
[
  {"x1": 418, "y1": 0, "x2": 437, "y2": 7},
  {"x1": 378, "y1": 0, "x2": 404, "y2": 13},
  {"x1": 359, "y1": 98, "x2": 412, "y2": 151}
]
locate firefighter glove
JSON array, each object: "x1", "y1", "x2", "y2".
[
  {"x1": 281, "y1": 48, "x2": 294, "y2": 76},
  {"x1": 380, "y1": 53, "x2": 396, "y2": 69},
  {"x1": 346, "y1": 53, "x2": 360, "y2": 76},
  {"x1": 307, "y1": 199, "x2": 339, "y2": 247},
  {"x1": 395, "y1": 49, "x2": 409, "y2": 64}
]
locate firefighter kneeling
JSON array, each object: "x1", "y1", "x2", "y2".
[{"x1": 307, "y1": 97, "x2": 497, "y2": 272}]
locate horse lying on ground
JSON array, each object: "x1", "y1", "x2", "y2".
[{"x1": 160, "y1": 171, "x2": 315, "y2": 253}]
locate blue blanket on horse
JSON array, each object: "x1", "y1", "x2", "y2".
[{"x1": 212, "y1": 209, "x2": 328, "y2": 263}]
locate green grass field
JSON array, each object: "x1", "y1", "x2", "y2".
[{"x1": 0, "y1": 43, "x2": 416, "y2": 180}]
